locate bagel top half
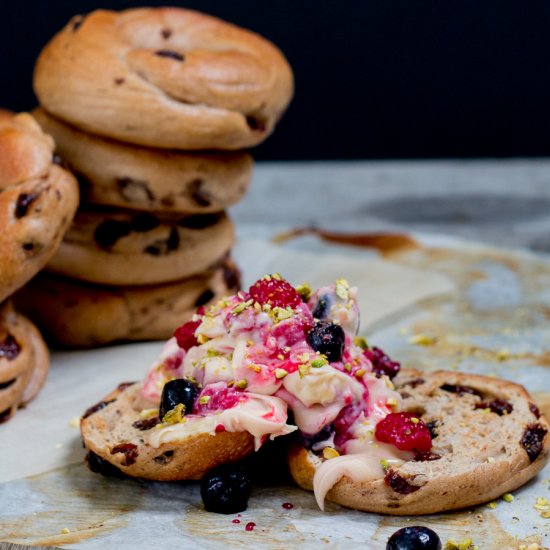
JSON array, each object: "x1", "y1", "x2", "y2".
[{"x1": 34, "y1": 8, "x2": 294, "y2": 150}]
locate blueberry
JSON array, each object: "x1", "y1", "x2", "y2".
[
  {"x1": 306, "y1": 321, "x2": 345, "y2": 362},
  {"x1": 386, "y1": 526, "x2": 442, "y2": 550},
  {"x1": 159, "y1": 379, "x2": 199, "y2": 418},
  {"x1": 312, "y1": 295, "x2": 331, "y2": 320},
  {"x1": 201, "y1": 464, "x2": 252, "y2": 514}
]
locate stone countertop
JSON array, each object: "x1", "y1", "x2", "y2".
[{"x1": 231, "y1": 159, "x2": 550, "y2": 253}]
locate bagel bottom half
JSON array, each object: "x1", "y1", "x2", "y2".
[
  {"x1": 81, "y1": 383, "x2": 254, "y2": 480},
  {"x1": 288, "y1": 369, "x2": 549, "y2": 515}
]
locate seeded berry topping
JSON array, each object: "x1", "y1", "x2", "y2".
[
  {"x1": 521, "y1": 423, "x2": 548, "y2": 462},
  {"x1": 364, "y1": 346, "x2": 401, "y2": 380},
  {"x1": 174, "y1": 318, "x2": 201, "y2": 351},
  {"x1": 248, "y1": 275, "x2": 302, "y2": 308},
  {"x1": 306, "y1": 321, "x2": 345, "y2": 362},
  {"x1": 375, "y1": 412, "x2": 432, "y2": 453},
  {"x1": 201, "y1": 464, "x2": 252, "y2": 514}
]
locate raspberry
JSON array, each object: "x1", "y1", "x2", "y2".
[
  {"x1": 248, "y1": 275, "x2": 302, "y2": 308},
  {"x1": 194, "y1": 384, "x2": 242, "y2": 414},
  {"x1": 173, "y1": 318, "x2": 201, "y2": 351},
  {"x1": 363, "y1": 346, "x2": 401, "y2": 380},
  {"x1": 375, "y1": 412, "x2": 432, "y2": 453}
]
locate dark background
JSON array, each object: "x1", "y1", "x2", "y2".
[{"x1": 2, "y1": 0, "x2": 550, "y2": 160}]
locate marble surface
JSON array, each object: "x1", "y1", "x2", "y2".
[{"x1": 231, "y1": 159, "x2": 550, "y2": 251}]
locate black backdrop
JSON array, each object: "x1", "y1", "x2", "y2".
[{"x1": 2, "y1": 0, "x2": 550, "y2": 160}]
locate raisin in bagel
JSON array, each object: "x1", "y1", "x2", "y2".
[
  {"x1": 288, "y1": 369, "x2": 549, "y2": 515},
  {"x1": 0, "y1": 111, "x2": 79, "y2": 303},
  {"x1": 81, "y1": 382, "x2": 255, "y2": 480},
  {"x1": 14, "y1": 260, "x2": 240, "y2": 348},
  {"x1": 34, "y1": 109, "x2": 253, "y2": 214},
  {"x1": 34, "y1": 8, "x2": 294, "y2": 150},
  {"x1": 0, "y1": 301, "x2": 49, "y2": 423},
  {"x1": 47, "y1": 208, "x2": 234, "y2": 286}
]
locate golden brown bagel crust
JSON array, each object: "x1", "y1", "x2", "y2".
[
  {"x1": 34, "y1": 8, "x2": 294, "y2": 150},
  {"x1": 34, "y1": 109, "x2": 253, "y2": 214},
  {"x1": 0, "y1": 301, "x2": 50, "y2": 422},
  {"x1": 47, "y1": 208, "x2": 234, "y2": 286},
  {"x1": 14, "y1": 260, "x2": 240, "y2": 348},
  {"x1": 81, "y1": 383, "x2": 255, "y2": 480},
  {"x1": 0, "y1": 112, "x2": 79, "y2": 303},
  {"x1": 288, "y1": 369, "x2": 550, "y2": 515}
]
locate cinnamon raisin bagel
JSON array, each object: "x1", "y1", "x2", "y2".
[
  {"x1": 34, "y1": 8, "x2": 294, "y2": 150},
  {"x1": 14, "y1": 260, "x2": 240, "y2": 348},
  {"x1": 288, "y1": 369, "x2": 550, "y2": 515},
  {"x1": 47, "y1": 207, "x2": 234, "y2": 286},
  {"x1": 0, "y1": 111, "x2": 79, "y2": 303},
  {"x1": 0, "y1": 301, "x2": 49, "y2": 423},
  {"x1": 34, "y1": 108, "x2": 253, "y2": 214}
]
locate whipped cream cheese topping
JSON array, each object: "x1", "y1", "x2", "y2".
[{"x1": 141, "y1": 275, "x2": 403, "y2": 508}]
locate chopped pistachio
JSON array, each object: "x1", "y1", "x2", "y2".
[
  {"x1": 410, "y1": 417, "x2": 420, "y2": 424},
  {"x1": 322, "y1": 447, "x2": 340, "y2": 459},
  {"x1": 335, "y1": 278, "x2": 349, "y2": 301},
  {"x1": 272, "y1": 273, "x2": 282, "y2": 280},
  {"x1": 277, "y1": 353, "x2": 285, "y2": 360},
  {"x1": 384, "y1": 378, "x2": 395, "y2": 390},
  {"x1": 199, "y1": 395, "x2": 211, "y2": 405},
  {"x1": 408, "y1": 333, "x2": 436, "y2": 346},
  {"x1": 274, "y1": 368, "x2": 288, "y2": 379},
  {"x1": 271, "y1": 306, "x2": 292, "y2": 322},
  {"x1": 233, "y1": 299, "x2": 253, "y2": 315},
  {"x1": 344, "y1": 363, "x2": 352, "y2": 372},
  {"x1": 445, "y1": 540, "x2": 475, "y2": 550},
  {"x1": 355, "y1": 368, "x2": 366, "y2": 378},
  {"x1": 298, "y1": 352, "x2": 310, "y2": 363},
  {"x1": 386, "y1": 397, "x2": 398, "y2": 408},
  {"x1": 487, "y1": 501, "x2": 497, "y2": 509},
  {"x1": 162, "y1": 403, "x2": 186, "y2": 424},
  {"x1": 299, "y1": 364, "x2": 310, "y2": 378},
  {"x1": 206, "y1": 349, "x2": 221, "y2": 357},
  {"x1": 295, "y1": 282, "x2": 312, "y2": 301},
  {"x1": 68, "y1": 416, "x2": 81, "y2": 428},
  {"x1": 311, "y1": 357, "x2": 328, "y2": 369},
  {"x1": 253, "y1": 302, "x2": 262, "y2": 311},
  {"x1": 235, "y1": 379, "x2": 248, "y2": 389},
  {"x1": 197, "y1": 334, "x2": 209, "y2": 344},
  {"x1": 379, "y1": 458, "x2": 390, "y2": 470},
  {"x1": 61, "y1": 528, "x2": 70, "y2": 535},
  {"x1": 496, "y1": 348, "x2": 510, "y2": 361},
  {"x1": 502, "y1": 493, "x2": 514, "y2": 503},
  {"x1": 353, "y1": 336, "x2": 369, "y2": 349}
]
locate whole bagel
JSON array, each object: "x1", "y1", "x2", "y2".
[
  {"x1": 47, "y1": 207, "x2": 235, "y2": 286},
  {"x1": 34, "y1": 108, "x2": 253, "y2": 214},
  {"x1": 14, "y1": 259, "x2": 241, "y2": 348},
  {"x1": 34, "y1": 8, "x2": 294, "y2": 150},
  {"x1": 0, "y1": 111, "x2": 79, "y2": 303}
]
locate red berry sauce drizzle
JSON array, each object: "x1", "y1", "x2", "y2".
[
  {"x1": 245, "y1": 522, "x2": 256, "y2": 531},
  {"x1": 282, "y1": 502, "x2": 294, "y2": 509}
]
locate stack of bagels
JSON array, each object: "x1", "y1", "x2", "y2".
[
  {"x1": 14, "y1": 7, "x2": 293, "y2": 348},
  {"x1": 0, "y1": 111, "x2": 79, "y2": 421}
]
